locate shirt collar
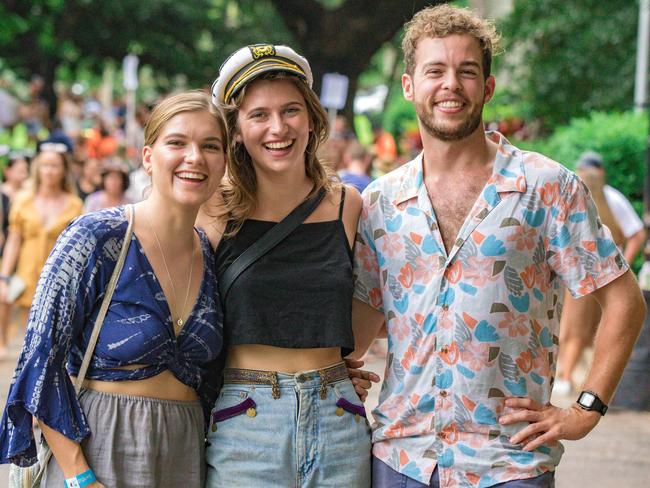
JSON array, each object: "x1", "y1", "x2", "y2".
[
  {"x1": 394, "y1": 153, "x2": 424, "y2": 205},
  {"x1": 487, "y1": 131, "x2": 527, "y2": 194},
  {"x1": 394, "y1": 131, "x2": 527, "y2": 206}
]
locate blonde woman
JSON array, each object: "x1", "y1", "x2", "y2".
[
  {"x1": 206, "y1": 45, "x2": 371, "y2": 487},
  {"x1": 0, "y1": 91, "x2": 226, "y2": 488},
  {"x1": 0, "y1": 145, "x2": 83, "y2": 345}
]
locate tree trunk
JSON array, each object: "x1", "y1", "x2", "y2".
[{"x1": 270, "y1": 0, "x2": 444, "y2": 121}]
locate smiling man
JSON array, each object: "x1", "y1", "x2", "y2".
[{"x1": 350, "y1": 4, "x2": 646, "y2": 488}]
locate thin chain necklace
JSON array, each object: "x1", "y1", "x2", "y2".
[{"x1": 144, "y1": 208, "x2": 196, "y2": 331}]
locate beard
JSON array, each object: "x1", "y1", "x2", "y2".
[{"x1": 416, "y1": 98, "x2": 484, "y2": 141}]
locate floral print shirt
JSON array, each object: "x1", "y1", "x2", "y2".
[{"x1": 354, "y1": 132, "x2": 628, "y2": 487}]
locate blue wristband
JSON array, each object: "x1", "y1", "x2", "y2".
[{"x1": 64, "y1": 468, "x2": 97, "y2": 488}]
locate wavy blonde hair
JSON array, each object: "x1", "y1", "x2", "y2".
[
  {"x1": 220, "y1": 71, "x2": 338, "y2": 234},
  {"x1": 28, "y1": 150, "x2": 77, "y2": 195}
]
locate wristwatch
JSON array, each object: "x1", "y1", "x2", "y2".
[{"x1": 576, "y1": 390, "x2": 608, "y2": 416}]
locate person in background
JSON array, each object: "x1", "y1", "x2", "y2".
[
  {"x1": 555, "y1": 151, "x2": 646, "y2": 395},
  {"x1": 43, "y1": 118, "x2": 75, "y2": 155},
  {"x1": 84, "y1": 159, "x2": 132, "y2": 213},
  {"x1": 0, "y1": 151, "x2": 31, "y2": 356},
  {"x1": 0, "y1": 82, "x2": 19, "y2": 130},
  {"x1": 76, "y1": 157, "x2": 102, "y2": 201},
  {"x1": 339, "y1": 140, "x2": 373, "y2": 193},
  {"x1": 576, "y1": 152, "x2": 646, "y2": 265},
  {"x1": 57, "y1": 89, "x2": 83, "y2": 139},
  {"x1": 85, "y1": 118, "x2": 118, "y2": 159},
  {"x1": 20, "y1": 75, "x2": 49, "y2": 139},
  {"x1": 0, "y1": 144, "x2": 83, "y2": 353},
  {"x1": 320, "y1": 115, "x2": 354, "y2": 172},
  {"x1": 1, "y1": 151, "x2": 30, "y2": 201}
]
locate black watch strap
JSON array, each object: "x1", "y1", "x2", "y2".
[{"x1": 576, "y1": 390, "x2": 608, "y2": 416}]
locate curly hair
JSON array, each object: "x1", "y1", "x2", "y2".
[{"x1": 402, "y1": 4, "x2": 501, "y2": 78}]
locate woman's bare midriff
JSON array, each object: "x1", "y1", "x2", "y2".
[
  {"x1": 226, "y1": 345, "x2": 343, "y2": 373},
  {"x1": 79, "y1": 369, "x2": 198, "y2": 402}
]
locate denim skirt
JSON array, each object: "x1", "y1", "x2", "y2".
[
  {"x1": 205, "y1": 362, "x2": 372, "y2": 488},
  {"x1": 41, "y1": 388, "x2": 205, "y2": 488}
]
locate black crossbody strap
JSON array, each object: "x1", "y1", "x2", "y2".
[{"x1": 219, "y1": 187, "x2": 326, "y2": 299}]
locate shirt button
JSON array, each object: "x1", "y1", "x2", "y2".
[
  {"x1": 437, "y1": 431, "x2": 446, "y2": 439},
  {"x1": 442, "y1": 304, "x2": 449, "y2": 311},
  {"x1": 440, "y1": 390, "x2": 448, "y2": 397},
  {"x1": 440, "y1": 346, "x2": 449, "y2": 354}
]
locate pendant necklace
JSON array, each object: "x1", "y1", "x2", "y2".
[{"x1": 146, "y1": 210, "x2": 195, "y2": 330}]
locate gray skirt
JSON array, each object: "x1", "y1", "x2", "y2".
[{"x1": 41, "y1": 388, "x2": 205, "y2": 488}]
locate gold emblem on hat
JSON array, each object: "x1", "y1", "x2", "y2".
[{"x1": 249, "y1": 44, "x2": 276, "y2": 59}]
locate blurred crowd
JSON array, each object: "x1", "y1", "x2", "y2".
[
  {"x1": 0, "y1": 76, "x2": 427, "y2": 204},
  {"x1": 321, "y1": 114, "x2": 422, "y2": 193},
  {"x1": 0, "y1": 75, "x2": 426, "y2": 357}
]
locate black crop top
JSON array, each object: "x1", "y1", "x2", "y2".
[{"x1": 214, "y1": 190, "x2": 355, "y2": 356}]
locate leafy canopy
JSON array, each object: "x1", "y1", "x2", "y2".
[{"x1": 500, "y1": 0, "x2": 638, "y2": 129}]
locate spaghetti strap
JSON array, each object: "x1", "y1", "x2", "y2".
[{"x1": 338, "y1": 187, "x2": 346, "y2": 220}]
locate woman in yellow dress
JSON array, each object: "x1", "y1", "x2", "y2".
[{"x1": 0, "y1": 144, "x2": 83, "y2": 350}]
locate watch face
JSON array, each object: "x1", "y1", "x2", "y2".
[{"x1": 580, "y1": 392, "x2": 596, "y2": 407}]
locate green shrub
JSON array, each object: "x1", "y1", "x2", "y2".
[
  {"x1": 381, "y1": 92, "x2": 417, "y2": 137},
  {"x1": 516, "y1": 111, "x2": 647, "y2": 211}
]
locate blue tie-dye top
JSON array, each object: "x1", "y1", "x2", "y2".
[{"x1": 0, "y1": 206, "x2": 223, "y2": 466}]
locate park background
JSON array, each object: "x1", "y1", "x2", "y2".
[{"x1": 1, "y1": 0, "x2": 649, "y2": 486}]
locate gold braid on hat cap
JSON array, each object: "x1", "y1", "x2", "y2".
[{"x1": 224, "y1": 57, "x2": 307, "y2": 104}]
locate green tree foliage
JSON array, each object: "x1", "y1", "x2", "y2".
[
  {"x1": 269, "y1": 0, "x2": 442, "y2": 118},
  {"x1": 1, "y1": 0, "x2": 440, "y2": 119},
  {"x1": 501, "y1": 0, "x2": 638, "y2": 129},
  {"x1": 518, "y1": 111, "x2": 647, "y2": 210},
  {"x1": 0, "y1": 0, "x2": 293, "y2": 110}
]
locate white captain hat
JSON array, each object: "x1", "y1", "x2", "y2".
[{"x1": 212, "y1": 44, "x2": 313, "y2": 106}]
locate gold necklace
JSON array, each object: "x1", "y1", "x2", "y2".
[{"x1": 144, "y1": 209, "x2": 196, "y2": 330}]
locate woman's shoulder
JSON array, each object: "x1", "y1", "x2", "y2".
[
  {"x1": 328, "y1": 183, "x2": 361, "y2": 219},
  {"x1": 67, "y1": 192, "x2": 84, "y2": 210},
  {"x1": 67, "y1": 206, "x2": 129, "y2": 245},
  {"x1": 11, "y1": 190, "x2": 34, "y2": 207},
  {"x1": 340, "y1": 183, "x2": 362, "y2": 210}
]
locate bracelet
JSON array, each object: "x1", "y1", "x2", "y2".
[{"x1": 64, "y1": 468, "x2": 97, "y2": 488}]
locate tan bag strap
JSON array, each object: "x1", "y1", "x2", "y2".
[
  {"x1": 33, "y1": 204, "x2": 135, "y2": 487},
  {"x1": 74, "y1": 204, "x2": 134, "y2": 393}
]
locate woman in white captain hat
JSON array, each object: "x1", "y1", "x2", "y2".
[{"x1": 205, "y1": 44, "x2": 372, "y2": 487}]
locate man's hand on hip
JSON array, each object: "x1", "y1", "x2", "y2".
[{"x1": 498, "y1": 397, "x2": 601, "y2": 451}]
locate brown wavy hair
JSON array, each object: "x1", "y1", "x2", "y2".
[{"x1": 219, "y1": 71, "x2": 338, "y2": 234}]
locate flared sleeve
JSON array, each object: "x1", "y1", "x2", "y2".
[{"x1": 0, "y1": 216, "x2": 113, "y2": 466}]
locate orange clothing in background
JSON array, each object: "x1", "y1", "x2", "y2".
[
  {"x1": 9, "y1": 192, "x2": 83, "y2": 308},
  {"x1": 85, "y1": 128, "x2": 118, "y2": 159}
]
